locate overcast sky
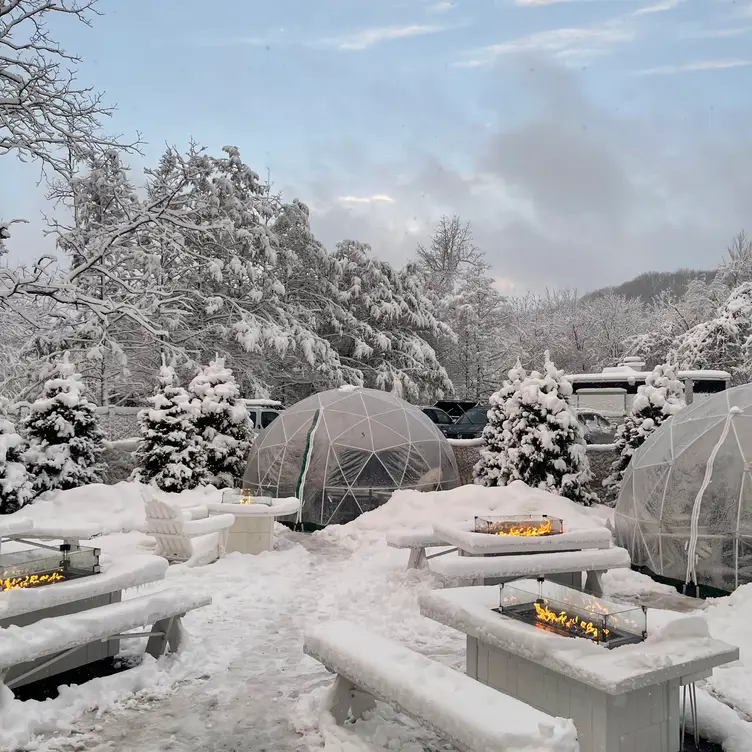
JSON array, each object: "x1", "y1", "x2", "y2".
[{"x1": 2, "y1": 0, "x2": 751, "y2": 293}]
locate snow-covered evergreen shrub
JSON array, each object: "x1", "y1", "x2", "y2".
[
  {"x1": 188, "y1": 357, "x2": 253, "y2": 487},
  {"x1": 0, "y1": 399, "x2": 33, "y2": 514},
  {"x1": 474, "y1": 353, "x2": 596, "y2": 505},
  {"x1": 603, "y1": 363, "x2": 685, "y2": 505},
  {"x1": 22, "y1": 355, "x2": 105, "y2": 493},
  {"x1": 134, "y1": 362, "x2": 208, "y2": 492}
]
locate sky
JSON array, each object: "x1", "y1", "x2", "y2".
[{"x1": 3, "y1": 0, "x2": 752, "y2": 293}]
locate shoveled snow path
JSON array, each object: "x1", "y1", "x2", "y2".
[{"x1": 16, "y1": 531, "x2": 463, "y2": 752}]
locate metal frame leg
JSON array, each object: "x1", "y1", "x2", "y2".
[{"x1": 681, "y1": 682, "x2": 700, "y2": 750}]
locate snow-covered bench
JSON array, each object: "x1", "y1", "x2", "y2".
[
  {"x1": 145, "y1": 498, "x2": 235, "y2": 566},
  {"x1": 0, "y1": 587, "x2": 211, "y2": 690},
  {"x1": 385, "y1": 529, "x2": 457, "y2": 570},
  {"x1": 304, "y1": 620, "x2": 579, "y2": 752},
  {"x1": 430, "y1": 546, "x2": 632, "y2": 594}
]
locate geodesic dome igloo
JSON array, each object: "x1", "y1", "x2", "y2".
[
  {"x1": 614, "y1": 384, "x2": 752, "y2": 594},
  {"x1": 242, "y1": 386, "x2": 461, "y2": 528}
]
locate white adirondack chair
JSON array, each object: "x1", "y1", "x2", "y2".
[{"x1": 143, "y1": 494, "x2": 235, "y2": 567}]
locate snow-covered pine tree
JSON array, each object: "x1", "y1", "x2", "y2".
[
  {"x1": 474, "y1": 353, "x2": 596, "y2": 505},
  {"x1": 474, "y1": 359, "x2": 527, "y2": 486},
  {"x1": 134, "y1": 361, "x2": 208, "y2": 492},
  {"x1": 22, "y1": 354, "x2": 105, "y2": 493},
  {"x1": 0, "y1": 399, "x2": 33, "y2": 514},
  {"x1": 188, "y1": 357, "x2": 254, "y2": 487},
  {"x1": 602, "y1": 363, "x2": 685, "y2": 505}
]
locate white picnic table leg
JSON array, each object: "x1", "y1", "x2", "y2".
[
  {"x1": 407, "y1": 547, "x2": 427, "y2": 570},
  {"x1": 327, "y1": 675, "x2": 376, "y2": 724},
  {"x1": 585, "y1": 570, "x2": 604, "y2": 596},
  {"x1": 146, "y1": 615, "x2": 184, "y2": 658}
]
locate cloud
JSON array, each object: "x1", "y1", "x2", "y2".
[
  {"x1": 514, "y1": 0, "x2": 582, "y2": 5},
  {"x1": 456, "y1": 23, "x2": 633, "y2": 67},
  {"x1": 301, "y1": 61, "x2": 752, "y2": 293},
  {"x1": 324, "y1": 24, "x2": 447, "y2": 51},
  {"x1": 682, "y1": 26, "x2": 752, "y2": 39},
  {"x1": 338, "y1": 195, "x2": 396, "y2": 204},
  {"x1": 637, "y1": 59, "x2": 752, "y2": 75},
  {"x1": 632, "y1": 0, "x2": 683, "y2": 15},
  {"x1": 427, "y1": 1, "x2": 455, "y2": 12}
]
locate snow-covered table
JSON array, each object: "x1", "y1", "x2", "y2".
[
  {"x1": 0, "y1": 554, "x2": 169, "y2": 688},
  {"x1": 419, "y1": 584, "x2": 739, "y2": 752},
  {"x1": 206, "y1": 497, "x2": 301, "y2": 555}
]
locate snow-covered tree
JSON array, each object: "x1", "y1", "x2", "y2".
[
  {"x1": 416, "y1": 214, "x2": 483, "y2": 299},
  {"x1": 669, "y1": 283, "x2": 752, "y2": 384},
  {"x1": 475, "y1": 353, "x2": 596, "y2": 505},
  {"x1": 135, "y1": 362, "x2": 208, "y2": 492},
  {"x1": 473, "y1": 359, "x2": 527, "y2": 485},
  {"x1": 22, "y1": 354, "x2": 105, "y2": 493},
  {"x1": 0, "y1": 1, "x2": 139, "y2": 250},
  {"x1": 0, "y1": 400, "x2": 33, "y2": 514},
  {"x1": 603, "y1": 364, "x2": 685, "y2": 505},
  {"x1": 329, "y1": 240, "x2": 453, "y2": 401},
  {"x1": 188, "y1": 357, "x2": 253, "y2": 487}
]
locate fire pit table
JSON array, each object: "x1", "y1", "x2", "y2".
[
  {"x1": 430, "y1": 517, "x2": 618, "y2": 590},
  {"x1": 419, "y1": 581, "x2": 739, "y2": 752},
  {"x1": 206, "y1": 492, "x2": 301, "y2": 555}
]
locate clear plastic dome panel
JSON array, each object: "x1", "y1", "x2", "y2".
[
  {"x1": 615, "y1": 383, "x2": 752, "y2": 592},
  {"x1": 243, "y1": 387, "x2": 461, "y2": 527}
]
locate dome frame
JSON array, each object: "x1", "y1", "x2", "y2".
[
  {"x1": 614, "y1": 385, "x2": 752, "y2": 594},
  {"x1": 243, "y1": 387, "x2": 461, "y2": 527}
]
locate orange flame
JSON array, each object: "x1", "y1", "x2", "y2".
[
  {"x1": 1, "y1": 570, "x2": 65, "y2": 591},
  {"x1": 494, "y1": 518, "x2": 553, "y2": 537},
  {"x1": 533, "y1": 600, "x2": 609, "y2": 642}
]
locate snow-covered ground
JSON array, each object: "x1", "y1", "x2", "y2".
[{"x1": 3, "y1": 482, "x2": 752, "y2": 752}]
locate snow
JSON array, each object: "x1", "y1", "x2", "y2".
[
  {"x1": 206, "y1": 496, "x2": 300, "y2": 517},
  {"x1": 433, "y1": 521, "x2": 612, "y2": 556},
  {"x1": 446, "y1": 437, "x2": 485, "y2": 447},
  {"x1": 385, "y1": 529, "x2": 448, "y2": 549},
  {"x1": 565, "y1": 370, "x2": 731, "y2": 383},
  {"x1": 418, "y1": 584, "x2": 739, "y2": 695},
  {"x1": 0, "y1": 588, "x2": 211, "y2": 668},
  {"x1": 9, "y1": 482, "x2": 220, "y2": 536},
  {"x1": 0, "y1": 554, "x2": 168, "y2": 621},
  {"x1": 0, "y1": 516, "x2": 33, "y2": 537},
  {"x1": 429, "y1": 546, "x2": 630, "y2": 579},
  {"x1": 304, "y1": 620, "x2": 579, "y2": 752},
  {"x1": 2, "y1": 480, "x2": 752, "y2": 751},
  {"x1": 320, "y1": 480, "x2": 606, "y2": 550}
]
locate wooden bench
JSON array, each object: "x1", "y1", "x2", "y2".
[
  {"x1": 0, "y1": 587, "x2": 211, "y2": 690},
  {"x1": 145, "y1": 497, "x2": 235, "y2": 565},
  {"x1": 385, "y1": 529, "x2": 457, "y2": 570},
  {"x1": 304, "y1": 620, "x2": 579, "y2": 752},
  {"x1": 429, "y1": 546, "x2": 631, "y2": 594}
]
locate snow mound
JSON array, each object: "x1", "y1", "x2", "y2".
[
  {"x1": 5, "y1": 481, "x2": 223, "y2": 535},
  {"x1": 318, "y1": 480, "x2": 606, "y2": 549}
]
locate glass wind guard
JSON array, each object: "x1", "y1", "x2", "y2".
[
  {"x1": 474, "y1": 515, "x2": 564, "y2": 536},
  {"x1": 222, "y1": 489, "x2": 273, "y2": 505},
  {"x1": 497, "y1": 579, "x2": 647, "y2": 648},
  {"x1": 0, "y1": 545, "x2": 100, "y2": 591}
]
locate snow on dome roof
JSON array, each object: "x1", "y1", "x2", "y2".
[
  {"x1": 242, "y1": 387, "x2": 461, "y2": 527},
  {"x1": 614, "y1": 383, "x2": 752, "y2": 594}
]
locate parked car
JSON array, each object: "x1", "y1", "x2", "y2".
[
  {"x1": 433, "y1": 399, "x2": 479, "y2": 421},
  {"x1": 575, "y1": 409, "x2": 615, "y2": 445},
  {"x1": 243, "y1": 399, "x2": 284, "y2": 431},
  {"x1": 420, "y1": 405, "x2": 456, "y2": 436},
  {"x1": 442, "y1": 405, "x2": 489, "y2": 439}
]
